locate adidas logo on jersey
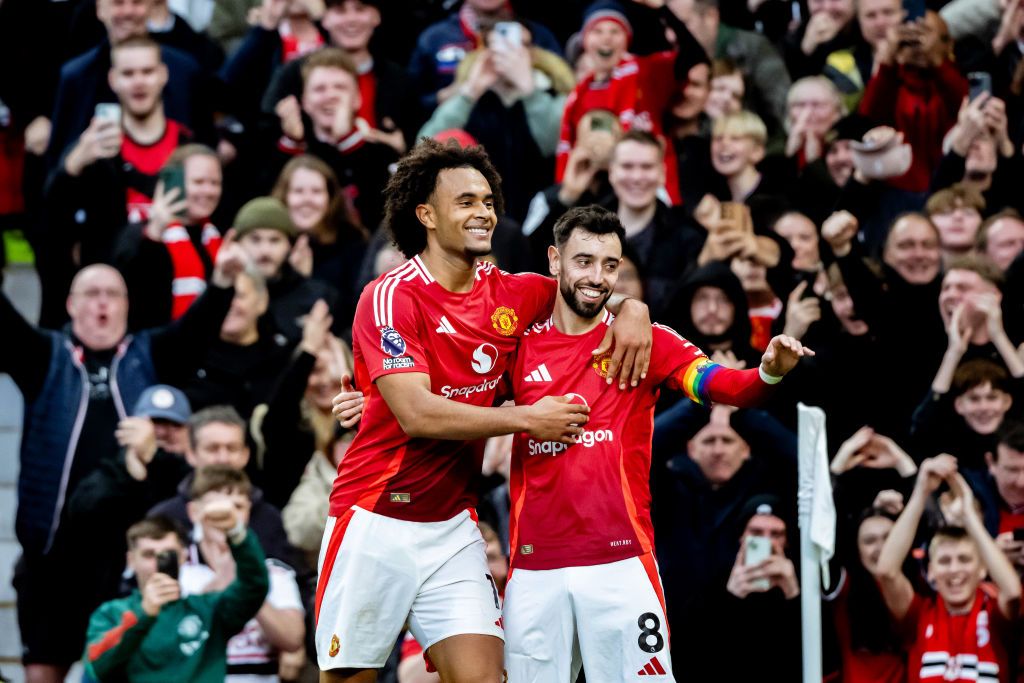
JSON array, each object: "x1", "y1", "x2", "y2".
[
  {"x1": 637, "y1": 657, "x2": 667, "y2": 676},
  {"x1": 524, "y1": 364, "x2": 552, "y2": 382},
  {"x1": 435, "y1": 316, "x2": 456, "y2": 334}
]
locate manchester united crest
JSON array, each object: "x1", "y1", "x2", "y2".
[
  {"x1": 491, "y1": 306, "x2": 519, "y2": 336},
  {"x1": 592, "y1": 353, "x2": 612, "y2": 378},
  {"x1": 329, "y1": 634, "x2": 341, "y2": 657}
]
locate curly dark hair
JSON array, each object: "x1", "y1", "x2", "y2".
[{"x1": 383, "y1": 138, "x2": 504, "y2": 258}]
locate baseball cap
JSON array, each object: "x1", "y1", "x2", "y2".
[{"x1": 133, "y1": 385, "x2": 192, "y2": 424}]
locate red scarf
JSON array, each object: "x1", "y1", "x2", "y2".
[
  {"x1": 161, "y1": 222, "x2": 222, "y2": 319},
  {"x1": 910, "y1": 589, "x2": 1002, "y2": 683}
]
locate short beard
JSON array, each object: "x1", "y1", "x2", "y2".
[{"x1": 559, "y1": 279, "x2": 609, "y2": 319}]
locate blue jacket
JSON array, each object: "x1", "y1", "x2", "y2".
[{"x1": 19, "y1": 333, "x2": 156, "y2": 555}]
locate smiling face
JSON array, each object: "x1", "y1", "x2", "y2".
[
  {"x1": 582, "y1": 19, "x2": 629, "y2": 78},
  {"x1": 321, "y1": 0, "x2": 380, "y2": 52},
  {"x1": 183, "y1": 154, "x2": 222, "y2": 222},
  {"x1": 420, "y1": 167, "x2": 497, "y2": 260},
  {"x1": 301, "y1": 66, "x2": 361, "y2": 136},
  {"x1": 711, "y1": 132, "x2": 764, "y2": 178},
  {"x1": 307, "y1": 344, "x2": 351, "y2": 413},
  {"x1": 68, "y1": 265, "x2": 129, "y2": 351},
  {"x1": 609, "y1": 139, "x2": 664, "y2": 211},
  {"x1": 98, "y1": 0, "x2": 151, "y2": 43},
  {"x1": 955, "y1": 382, "x2": 1012, "y2": 435},
  {"x1": 927, "y1": 536, "x2": 984, "y2": 612},
  {"x1": 549, "y1": 229, "x2": 622, "y2": 320},
  {"x1": 109, "y1": 45, "x2": 167, "y2": 119},
  {"x1": 286, "y1": 166, "x2": 331, "y2": 232},
  {"x1": 882, "y1": 215, "x2": 941, "y2": 285}
]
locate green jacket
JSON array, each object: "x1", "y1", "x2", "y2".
[{"x1": 83, "y1": 531, "x2": 269, "y2": 683}]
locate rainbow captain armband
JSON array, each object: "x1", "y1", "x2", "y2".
[{"x1": 680, "y1": 358, "x2": 721, "y2": 406}]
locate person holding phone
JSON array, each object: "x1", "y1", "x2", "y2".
[
  {"x1": 858, "y1": 9, "x2": 966, "y2": 193},
  {"x1": 113, "y1": 144, "x2": 226, "y2": 331},
  {"x1": 49, "y1": 36, "x2": 193, "y2": 270},
  {"x1": 83, "y1": 506, "x2": 270, "y2": 683}
]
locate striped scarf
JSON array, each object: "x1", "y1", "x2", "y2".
[{"x1": 161, "y1": 221, "x2": 221, "y2": 319}]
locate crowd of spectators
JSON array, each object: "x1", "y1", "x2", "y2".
[{"x1": 2, "y1": 0, "x2": 1024, "y2": 680}]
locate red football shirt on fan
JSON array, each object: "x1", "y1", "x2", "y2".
[
  {"x1": 329, "y1": 257, "x2": 557, "y2": 523},
  {"x1": 121, "y1": 119, "x2": 187, "y2": 222},
  {"x1": 508, "y1": 316, "x2": 773, "y2": 570}
]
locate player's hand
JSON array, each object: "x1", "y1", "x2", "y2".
[
  {"x1": 332, "y1": 374, "x2": 365, "y2": 428},
  {"x1": 596, "y1": 298, "x2": 652, "y2": 389},
  {"x1": 760, "y1": 335, "x2": 814, "y2": 378},
  {"x1": 524, "y1": 394, "x2": 590, "y2": 444},
  {"x1": 141, "y1": 572, "x2": 180, "y2": 616}
]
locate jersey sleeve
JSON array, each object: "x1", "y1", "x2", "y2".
[
  {"x1": 353, "y1": 282, "x2": 431, "y2": 383},
  {"x1": 507, "y1": 272, "x2": 557, "y2": 327},
  {"x1": 653, "y1": 324, "x2": 774, "y2": 407}
]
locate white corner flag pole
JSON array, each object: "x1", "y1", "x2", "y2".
[{"x1": 798, "y1": 403, "x2": 834, "y2": 683}]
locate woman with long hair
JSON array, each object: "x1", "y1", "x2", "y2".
[{"x1": 271, "y1": 154, "x2": 368, "y2": 333}]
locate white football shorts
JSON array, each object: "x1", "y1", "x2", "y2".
[
  {"x1": 503, "y1": 552, "x2": 674, "y2": 682},
  {"x1": 315, "y1": 506, "x2": 504, "y2": 671}
]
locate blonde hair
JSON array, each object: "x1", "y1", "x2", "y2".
[{"x1": 712, "y1": 110, "x2": 768, "y2": 146}]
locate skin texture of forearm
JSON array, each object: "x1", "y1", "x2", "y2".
[{"x1": 964, "y1": 511, "x2": 1022, "y2": 614}]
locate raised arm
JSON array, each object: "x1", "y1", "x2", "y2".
[
  {"x1": 950, "y1": 472, "x2": 1022, "y2": 618},
  {"x1": 0, "y1": 286, "x2": 52, "y2": 400},
  {"x1": 874, "y1": 455, "x2": 958, "y2": 620}
]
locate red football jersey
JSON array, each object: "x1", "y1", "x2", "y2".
[
  {"x1": 329, "y1": 257, "x2": 557, "y2": 523},
  {"x1": 508, "y1": 315, "x2": 773, "y2": 570}
]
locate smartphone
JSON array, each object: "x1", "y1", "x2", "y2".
[
  {"x1": 493, "y1": 21, "x2": 524, "y2": 51},
  {"x1": 156, "y1": 549, "x2": 179, "y2": 580},
  {"x1": 902, "y1": 0, "x2": 926, "y2": 21},
  {"x1": 744, "y1": 535, "x2": 772, "y2": 590},
  {"x1": 158, "y1": 163, "x2": 187, "y2": 206},
  {"x1": 968, "y1": 72, "x2": 992, "y2": 102},
  {"x1": 94, "y1": 102, "x2": 122, "y2": 125},
  {"x1": 1013, "y1": 527, "x2": 1024, "y2": 542}
]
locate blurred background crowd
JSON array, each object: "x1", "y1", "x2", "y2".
[{"x1": 3, "y1": 0, "x2": 1024, "y2": 680}]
